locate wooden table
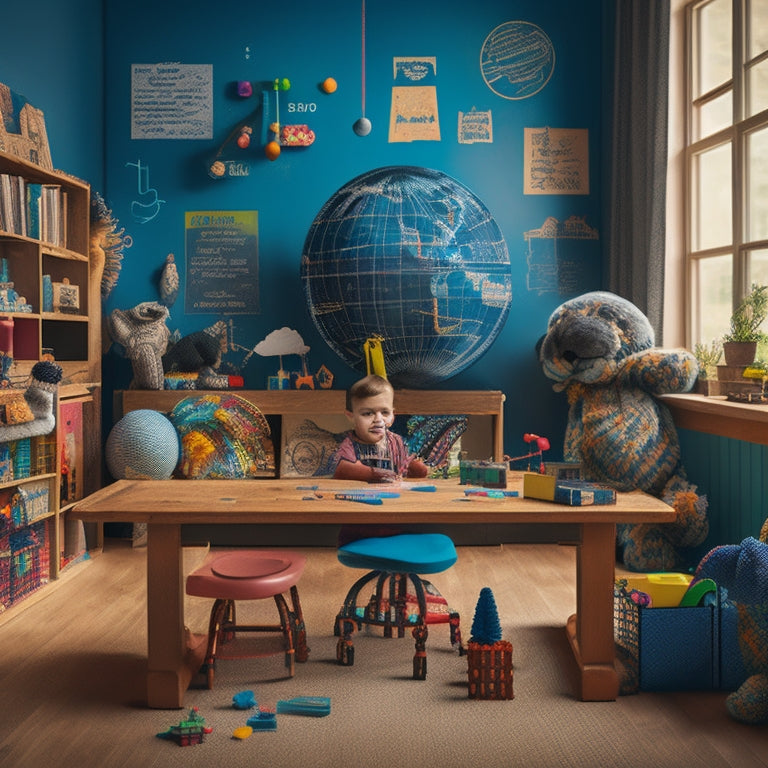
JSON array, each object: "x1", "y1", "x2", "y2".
[{"x1": 71, "y1": 477, "x2": 676, "y2": 708}]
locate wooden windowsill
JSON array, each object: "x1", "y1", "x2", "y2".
[{"x1": 661, "y1": 393, "x2": 768, "y2": 445}]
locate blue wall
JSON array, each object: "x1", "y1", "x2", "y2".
[
  {"x1": 98, "y1": 0, "x2": 603, "y2": 453},
  {"x1": 0, "y1": 0, "x2": 104, "y2": 189}
]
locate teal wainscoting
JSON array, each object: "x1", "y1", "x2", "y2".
[{"x1": 678, "y1": 428, "x2": 768, "y2": 550}]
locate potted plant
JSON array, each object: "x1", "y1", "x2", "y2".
[
  {"x1": 722, "y1": 283, "x2": 768, "y2": 367},
  {"x1": 693, "y1": 340, "x2": 722, "y2": 394}
]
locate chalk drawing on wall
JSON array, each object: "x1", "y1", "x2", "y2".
[
  {"x1": 131, "y1": 63, "x2": 213, "y2": 139},
  {"x1": 458, "y1": 108, "x2": 493, "y2": 144},
  {"x1": 480, "y1": 21, "x2": 555, "y2": 100},
  {"x1": 389, "y1": 57, "x2": 441, "y2": 142},
  {"x1": 125, "y1": 159, "x2": 165, "y2": 223},
  {"x1": 524, "y1": 127, "x2": 589, "y2": 194},
  {"x1": 524, "y1": 216, "x2": 599, "y2": 296}
]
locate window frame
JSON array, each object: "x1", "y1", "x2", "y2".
[{"x1": 683, "y1": 0, "x2": 768, "y2": 349}]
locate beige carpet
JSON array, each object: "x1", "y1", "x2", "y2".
[{"x1": 0, "y1": 541, "x2": 764, "y2": 768}]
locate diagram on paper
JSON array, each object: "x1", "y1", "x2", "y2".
[
  {"x1": 524, "y1": 127, "x2": 589, "y2": 194},
  {"x1": 524, "y1": 216, "x2": 599, "y2": 296}
]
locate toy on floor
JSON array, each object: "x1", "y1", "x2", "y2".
[
  {"x1": 538, "y1": 291, "x2": 708, "y2": 571},
  {"x1": 693, "y1": 531, "x2": 768, "y2": 725},
  {"x1": 466, "y1": 587, "x2": 514, "y2": 700},
  {"x1": 156, "y1": 706, "x2": 212, "y2": 746},
  {"x1": 232, "y1": 690, "x2": 257, "y2": 710}
]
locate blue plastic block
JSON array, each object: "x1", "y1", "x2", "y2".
[{"x1": 276, "y1": 696, "x2": 331, "y2": 717}]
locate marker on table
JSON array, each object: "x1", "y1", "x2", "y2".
[
  {"x1": 464, "y1": 488, "x2": 519, "y2": 498},
  {"x1": 334, "y1": 493, "x2": 384, "y2": 505}
]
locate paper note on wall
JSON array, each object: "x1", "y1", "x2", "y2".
[
  {"x1": 389, "y1": 57, "x2": 440, "y2": 142},
  {"x1": 131, "y1": 63, "x2": 213, "y2": 140}
]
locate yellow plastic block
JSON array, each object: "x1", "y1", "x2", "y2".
[
  {"x1": 620, "y1": 572, "x2": 693, "y2": 607},
  {"x1": 522, "y1": 472, "x2": 556, "y2": 501}
]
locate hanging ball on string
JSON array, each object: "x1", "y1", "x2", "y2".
[
  {"x1": 353, "y1": 117, "x2": 372, "y2": 136},
  {"x1": 265, "y1": 141, "x2": 281, "y2": 161},
  {"x1": 321, "y1": 77, "x2": 337, "y2": 94}
]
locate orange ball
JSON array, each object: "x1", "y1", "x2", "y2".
[
  {"x1": 322, "y1": 77, "x2": 337, "y2": 94},
  {"x1": 265, "y1": 141, "x2": 281, "y2": 161}
]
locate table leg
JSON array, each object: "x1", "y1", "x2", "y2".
[
  {"x1": 146, "y1": 524, "x2": 205, "y2": 708},
  {"x1": 565, "y1": 522, "x2": 619, "y2": 701}
]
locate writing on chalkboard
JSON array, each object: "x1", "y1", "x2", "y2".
[{"x1": 185, "y1": 210, "x2": 260, "y2": 314}]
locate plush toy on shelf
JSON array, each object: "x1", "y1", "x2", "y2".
[
  {"x1": 538, "y1": 290, "x2": 709, "y2": 572},
  {"x1": 0, "y1": 360, "x2": 62, "y2": 443}
]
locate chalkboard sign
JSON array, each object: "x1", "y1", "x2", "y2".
[{"x1": 184, "y1": 210, "x2": 259, "y2": 314}]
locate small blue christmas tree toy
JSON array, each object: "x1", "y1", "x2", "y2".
[
  {"x1": 467, "y1": 587, "x2": 514, "y2": 700},
  {"x1": 470, "y1": 587, "x2": 503, "y2": 645}
]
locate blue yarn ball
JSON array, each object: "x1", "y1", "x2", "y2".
[{"x1": 106, "y1": 409, "x2": 180, "y2": 480}]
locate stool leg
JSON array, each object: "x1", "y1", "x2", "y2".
[
  {"x1": 409, "y1": 574, "x2": 430, "y2": 680},
  {"x1": 202, "y1": 598, "x2": 231, "y2": 690},
  {"x1": 412, "y1": 624, "x2": 428, "y2": 680},
  {"x1": 336, "y1": 616, "x2": 356, "y2": 666},
  {"x1": 273, "y1": 593, "x2": 296, "y2": 676},
  {"x1": 449, "y1": 610, "x2": 464, "y2": 653},
  {"x1": 288, "y1": 585, "x2": 309, "y2": 663}
]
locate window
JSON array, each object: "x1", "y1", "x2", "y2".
[{"x1": 685, "y1": 0, "x2": 768, "y2": 350}]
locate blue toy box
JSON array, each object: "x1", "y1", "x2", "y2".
[{"x1": 614, "y1": 584, "x2": 747, "y2": 693}]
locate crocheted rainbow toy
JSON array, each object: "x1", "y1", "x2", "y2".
[
  {"x1": 538, "y1": 291, "x2": 709, "y2": 572},
  {"x1": 694, "y1": 533, "x2": 768, "y2": 725}
]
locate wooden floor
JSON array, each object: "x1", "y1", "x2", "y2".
[{"x1": 0, "y1": 539, "x2": 765, "y2": 768}]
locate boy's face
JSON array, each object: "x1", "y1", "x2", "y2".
[{"x1": 346, "y1": 392, "x2": 395, "y2": 444}]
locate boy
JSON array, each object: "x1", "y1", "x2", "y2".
[{"x1": 332, "y1": 374, "x2": 428, "y2": 482}]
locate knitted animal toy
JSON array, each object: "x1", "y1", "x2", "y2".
[
  {"x1": 538, "y1": 291, "x2": 709, "y2": 572},
  {"x1": 693, "y1": 532, "x2": 768, "y2": 725},
  {"x1": 0, "y1": 361, "x2": 62, "y2": 443},
  {"x1": 108, "y1": 301, "x2": 170, "y2": 389}
]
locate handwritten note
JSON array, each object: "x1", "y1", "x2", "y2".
[
  {"x1": 524, "y1": 127, "x2": 589, "y2": 194},
  {"x1": 131, "y1": 63, "x2": 213, "y2": 140}
]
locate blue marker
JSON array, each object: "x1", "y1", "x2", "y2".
[{"x1": 335, "y1": 493, "x2": 384, "y2": 505}]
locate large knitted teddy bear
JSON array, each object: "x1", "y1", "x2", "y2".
[
  {"x1": 538, "y1": 291, "x2": 709, "y2": 572},
  {"x1": 693, "y1": 528, "x2": 768, "y2": 725}
]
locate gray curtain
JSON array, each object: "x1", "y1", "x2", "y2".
[{"x1": 603, "y1": 0, "x2": 671, "y2": 341}]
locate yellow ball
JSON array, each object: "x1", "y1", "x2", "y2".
[
  {"x1": 265, "y1": 141, "x2": 281, "y2": 161},
  {"x1": 322, "y1": 77, "x2": 337, "y2": 94}
]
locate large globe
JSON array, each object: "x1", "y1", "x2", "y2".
[{"x1": 301, "y1": 166, "x2": 512, "y2": 387}]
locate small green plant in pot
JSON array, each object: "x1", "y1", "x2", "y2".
[
  {"x1": 722, "y1": 283, "x2": 768, "y2": 367},
  {"x1": 693, "y1": 340, "x2": 722, "y2": 380}
]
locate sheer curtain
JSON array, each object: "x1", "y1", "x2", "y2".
[{"x1": 602, "y1": 0, "x2": 671, "y2": 341}]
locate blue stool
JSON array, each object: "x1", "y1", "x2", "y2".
[{"x1": 334, "y1": 533, "x2": 463, "y2": 680}]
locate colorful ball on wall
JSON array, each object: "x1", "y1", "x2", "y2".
[
  {"x1": 105, "y1": 409, "x2": 180, "y2": 480},
  {"x1": 301, "y1": 166, "x2": 512, "y2": 387}
]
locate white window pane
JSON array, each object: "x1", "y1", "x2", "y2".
[
  {"x1": 695, "y1": 0, "x2": 732, "y2": 97},
  {"x1": 748, "y1": 0, "x2": 768, "y2": 59},
  {"x1": 692, "y1": 143, "x2": 732, "y2": 251},
  {"x1": 747, "y1": 250, "x2": 768, "y2": 358},
  {"x1": 747, "y1": 58, "x2": 768, "y2": 117},
  {"x1": 696, "y1": 89, "x2": 733, "y2": 138},
  {"x1": 749, "y1": 249, "x2": 768, "y2": 288},
  {"x1": 747, "y1": 127, "x2": 768, "y2": 242},
  {"x1": 694, "y1": 253, "x2": 732, "y2": 345}
]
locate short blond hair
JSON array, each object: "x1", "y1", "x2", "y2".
[{"x1": 346, "y1": 375, "x2": 393, "y2": 411}]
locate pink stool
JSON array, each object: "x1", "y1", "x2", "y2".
[{"x1": 186, "y1": 550, "x2": 309, "y2": 689}]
